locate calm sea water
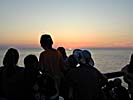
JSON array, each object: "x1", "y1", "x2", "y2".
[{"x1": 0, "y1": 47, "x2": 132, "y2": 73}]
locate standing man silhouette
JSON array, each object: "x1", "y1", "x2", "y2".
[{"x1": 39, "y1": 34, "x2": 65, "y2": 99}]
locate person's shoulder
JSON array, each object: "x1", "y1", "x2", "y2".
[
  {"x1": 42, "y1": 49, "x2": 56, "y2": 53},
  {"x1": 16, "y1": 66, "x2": 25, "y2": 72},
  {"x1": 0, "y1": 66, "x2": 5, "y2": 73},
  {"x1": 51, "y1": 48, "x2": 59, "y2": 53},
  {"x1": 81, "y1": 64, "x2": 99, "y2": 72},
  {"x1": 40, "y1": 50, "x2": 45, "y2": 55},
  {"x1": 40, "y1": 50, "x2": 49, "y2": 58},
  {"x1": 121, "y1": 65, "x2": 129, "y2": 72},
  {"x1": 52, "y1": 49, "x2": 63, "y2": 57},
  {"x1": 82, "y1": 64, "x2": 105, "y2": 77},
  {"x1": 0, "y1": 66, "x2": 4, "y2": 70},
  {"x1": 51, "y1": 48, "x2": 56, "y2": 51}
]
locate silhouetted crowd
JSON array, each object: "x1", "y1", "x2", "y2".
[{"x1": 0, "y1": 34, "x2": 132, "y2": 100}]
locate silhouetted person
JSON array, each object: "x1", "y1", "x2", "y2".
[
  {"x1": 57, "y1": 47, "x2": 68, "y2": 63},
  {"x1": 39, "y1": 34, "x2": 65, "y2": 99},
  {"x1": 113, "y1": 78, "x2": 130, "y2": 100},
  {"x1": 24, "y1": 54, "x2": 39, "y2": 100},
  {"x1": 0, "y1": 48, "x2": 25, "y2": 100},
  {"x1": 64, "y1": 49, "x2": 107, "y2": 100},
  {"x1": 24, "y1": 54, "x2": 58, "y2": 100},
  {"x1": 73, "y1": 49, "x2": 106, "y2": 87},
  {"x1": 60, "y1": 55, "x2": 78, "y2": 100},
  {"x1": 67, "y1": 54, "x2": 78, "y2": 69},
  {"x1": 82, "y1": 50, "x2": 95, "y2": 67},
  {"x1": 24, "y1": 55, "x2": 39, "y2": 75},
  {"x1": 57, "y1": 47, "x2": 70, "y2": 73},
  {"x1": 122, "y1": 53, "x2": 133, "y2": 99}
]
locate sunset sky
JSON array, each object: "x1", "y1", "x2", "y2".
[{"x1": 0, "y1": 0, "x2": 133, "y2": 49}]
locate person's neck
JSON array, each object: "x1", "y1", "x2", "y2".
[{"x1": 45, "y1": 47, "x2": 55, "y2": 51}]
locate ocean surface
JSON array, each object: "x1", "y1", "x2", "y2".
[
  {"x1": 0, "y1": 47, "x2": 132, "y2": 87},
  {"x1": 0, "y1": 47, "x2": 132, "y2": 72}
]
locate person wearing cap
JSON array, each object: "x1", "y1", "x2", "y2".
[
  {"x1": 82, "y1": 50, "x2": 94, "y2": 67},
  {"x1": 39, "y1": 34, "x2": 65, "y2": 99}
]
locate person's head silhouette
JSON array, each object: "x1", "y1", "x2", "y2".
[
  {"x1": 57, "y1": 47, "x2": 67, "y2": 59},
  {"x1": 68, "y1": 54, "x2": 78, "y2": 68},
  {"x1": 40, "y1": 34, "x2": 53, "y2": 50},
  {"x1": 3, "y1": 48, "x2": 19, "y2": 66},
  {"x1": 24, "y1": 54, "x2": 38, "y2": 73}
]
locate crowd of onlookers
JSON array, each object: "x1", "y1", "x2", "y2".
[{"x1": 0, "y1": 34, "x2": 132, "y2": 100}]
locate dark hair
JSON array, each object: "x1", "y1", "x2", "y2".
[
  {"x1": 24, "y1": 54, "x2": 38, "y2": 71},
  {"x1": 57, "y1": 47, "x2": 67, "y2": 59},
  {"x1": 40, "y1": 34, "x2": 53, "y2": 49},
  {"x1": 113, "y1": 78, "x2": 122, "y2": 86},
  {"x1": 68, "y1": 55, "x2": 78, "y2": 68},
  {"x1": 3, "y1": 48, "x2": 19, "y2": 66}
]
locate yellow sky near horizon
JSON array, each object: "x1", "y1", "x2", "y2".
[{"x1": 0, "y1": 27, "x2": 133, "y2": 49}]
